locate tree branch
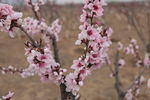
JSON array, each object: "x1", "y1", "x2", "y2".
[
  {"x1": 30, "y1": 0, "x2": 41, "y2": 20},
  {"x1": 51, "y1": 35, "x2": 60, "y2": 63},
  {"x1": 125, "y1": 65, "x2": 147, "y2": 94},
  {"x1": 17, "y1": 25, "x2": 38, "y2": 48},
  {"x1": 114, "y1": 51, "x2": 125, "y2": 100}
]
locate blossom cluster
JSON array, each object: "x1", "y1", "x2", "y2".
[
  {"x1": 118, "y1": 58, "x2": 125, "y2": 67},
  {"x1": 1, "y1": 91, "x2": 14, "y2": 100},
  {"x1": 147, "y1": 79, "x2": 150, "y2": 89},
  {"x1": 0, "y1": 65, "x2": 22, "y2": 74},
  {"x1": 43, "y1": 19, "x2": 61, "y2": 42},
  {"x1": 22, "y1": 17, "x2": 47, "y2": 35},
  {"x1": 144, "y1": 53, "x2": 150, "y2": 67},
  {"x1": 22, "y1": 17, "x2": 61, "y2": 42},
  {"x1": 117, "y1": 39, "x2": 139, "y2": 55},
  {"x1": 0, "y1": 4, "x2": 22, "y2": 37},
  {"x1": 65, "y1": 0, "x2": 112, "y2": 96},
  {"x1": 125, "y1": 76, "x2": 145, "y2": 100},
  {"x1": 116, "y1": 39, "x2": 150, "y2": 99},
  {"x1": 117, "y1": 39, "x2": 142, "y2": 67},
  {"x1": 21, "y1": 45, "x2": 67, "y2": 84},
  {"x1": 0, "y1": 2, "x2": 63, "y2": 85}
]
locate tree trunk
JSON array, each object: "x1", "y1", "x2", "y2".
[
  {"x1": 60, "y1": 84, "x2": 76, "y2": 100},
  {"x1": 118, "y1": 94, "x2": 125, "y2": 100}
]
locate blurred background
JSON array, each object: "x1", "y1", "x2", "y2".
[
  {"x1": 0, "y1": 0, "x2": 150, "y2": 100},
  {"x1": 0, "y1": 0, "x2": 148, "y2": 5}
]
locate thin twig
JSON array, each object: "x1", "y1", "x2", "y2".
[
  {"x1": 114, "y1": 51, "x2": 125, "y2": 100},
  {"x1": 147, "y1": 12, "x2": 150, "y2": 52},
  {"x1": 125, "y1": 65, "x2": 147, "y2": 94},
  {"x1": 130, "y1": 38, "x2": 143, "y2": 63},
  {"x1": 130, "y1": 11, "x2": 146, "y2": 46},
  {"x1": 0, "y1": 66, "x2": 23, "y2": 74},
  {"x1": 30, "y1": 0, "x2": 41, "y2": 20},
  {"x1": 105, "y1": 58, "x2": 115, "y2": 76},
  {"x1": 17, "y1": 25, "x2": 38, "y2": 48},
  {"x1": 119, "y1": 7, "x2": 146, "y2": 47}
]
